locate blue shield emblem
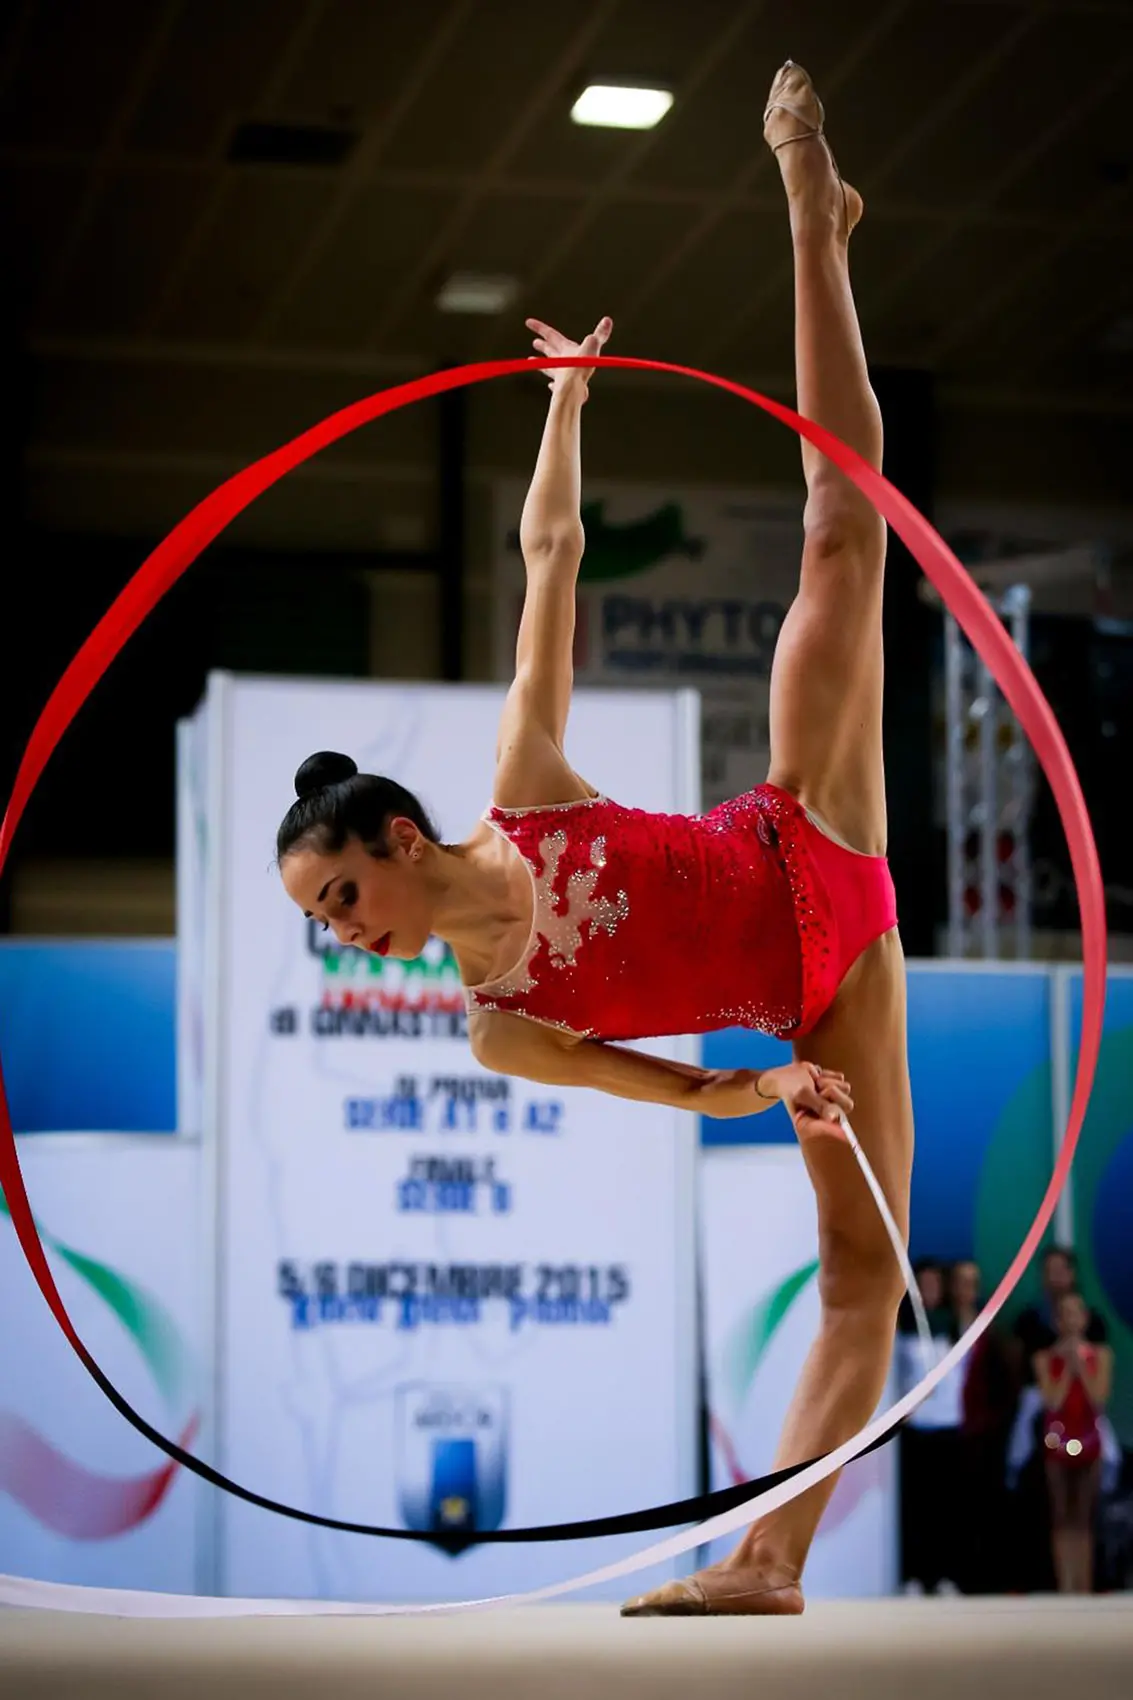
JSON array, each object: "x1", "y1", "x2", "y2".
[{"x1": 395, "y1": 1383, "x2": 508, "y2": 1553}]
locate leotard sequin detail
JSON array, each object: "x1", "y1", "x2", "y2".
[{"x1": 464, "y1": 784, "x2": 897, "y2": 1042}]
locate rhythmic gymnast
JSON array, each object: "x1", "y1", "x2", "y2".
[{"x1": 278, "y1": 63, "x2": 912, "y2": 1616}]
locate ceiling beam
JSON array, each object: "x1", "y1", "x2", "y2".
[
  {"x1": 250, "y1": 0, "x2": 475, "y2": 340},
  {"x1": 28, "y1": 333, "x2": 1133, "y2": 419},
  {"x1": 363, "y1": 0, "x2": 624, "y2": 348},
  {"x1": 24, "y1": 445, "x2": 435, "y2": 484},
  {"x1": 938, "y1": 381, "x2": 1133, "y2": 418},
  {"x1": 136, "y1": 0, "x2": 332, "y2": 337},
  {"x1": 0, "y1": 0, "x2": 39, "y2": 106},
  {"x1": 469, "y1": 0, "x2": 773, "y2": 354},
  {"x1": 1000, "y1": 287, "x2": 1130, "y2": 383},
  {"x1": 28, "y1": 331, "x2": 422, "y2": 378},
  {"x1": 942, "y1": 0, "x2": 1132, "y2": 12},
  {"x1": 35, "y1": 0, "x2": 186, "y2": 316},
  {"x1": 930, "y1": 174, "x2": 1133, "y2": 365},
  {"x1": 849, "y1": 48, "x2": 1133, "y2": 347},
  {"x1": 0, "y1": 146, "x2": 1083, "y2": 235}
]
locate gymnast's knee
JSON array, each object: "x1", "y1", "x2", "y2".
[
  {"x1": 816, "y1": 1229, "x2": 906, "y2": 1321},
  {"x1": 802, "y1": 497, "x2": 885, "y2": 564}
]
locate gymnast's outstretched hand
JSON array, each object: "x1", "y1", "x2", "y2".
[{"x1": 527, "y1": 314, "x2": 612, "y2": 397}]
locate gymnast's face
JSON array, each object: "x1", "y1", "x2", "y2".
[{"x1": 280, "y1": 819, "x2": 436, "y2": 960}]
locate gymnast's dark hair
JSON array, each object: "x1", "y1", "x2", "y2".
[{"x1": 275, "y1": 751, "x2": 440, "y2": 863}]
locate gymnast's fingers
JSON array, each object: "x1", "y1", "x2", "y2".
[
  {"x1": 820, "y1": 1080, "x2": 854, "y2": 1116},
  {"x1": 797, "y1": 1084, "x2": 831, "y2": 1121},
  {"x1": 525, "y1": 317, "x2": 564, "y2": 346},
  {"x1": 795, "y1": 1103, "x2": 849, "y2": 1143}
]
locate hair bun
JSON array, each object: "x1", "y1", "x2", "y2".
[{"x1": 294, "y1": 750, "x2": 358, "y2": 799}]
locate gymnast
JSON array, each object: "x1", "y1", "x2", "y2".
[{"x1": 278, "y1": 62, "x2": 912, "y2": 1616}]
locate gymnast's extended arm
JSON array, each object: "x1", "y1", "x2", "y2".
[
  {"x1": 468, "y1": 1007, "x2": 852, "y2": 1127},
  {"x1": 492, "y1": 316, "x2": 612, "y2": 812}
]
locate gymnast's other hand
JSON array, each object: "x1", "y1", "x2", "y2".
[
  {"x1": 526, "y1": 314, "x2": 612, "y2": 397},
  {"x1": 766, "y1": 1061, "x2": 853, "y2": 1141},
  {"x1": 693, "y1": 1061, "x2": 852, "y2": 1135}
]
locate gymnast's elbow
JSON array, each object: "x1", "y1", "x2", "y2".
[{"x1": 468, "y1": 1010, "x2": 580, "y2": 1086}]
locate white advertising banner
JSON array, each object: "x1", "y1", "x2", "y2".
[
  {"x1": 0, "y1": 1135, "x2": 201, "y2": 1593},
  {"x1": 492, "y1": 479, "x2": 802, "y2": 809},
  {"x1": 175, "y1": 714, "x2": 208, "y2": 1139},
  {"x1": 188, "y1": 674, "x2": 699, "y2": 1602},
  {"x1": 698, "y1": 1146, "x2": 898, "y2": 1597}
]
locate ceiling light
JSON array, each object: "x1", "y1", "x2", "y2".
[
  {"x1": 436, "y1": 272, "x2": 518, "y2": 316},
  {"x1": 570, "y1": 83, "x2": 673, "y2": 130}
]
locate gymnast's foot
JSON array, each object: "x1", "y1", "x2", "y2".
[
  {"x1": 763, "y1": 60, "x2": 862, "y2": 241},
  {"x1": 620, "y1": 1559, "x2": 805, "y2": 1618}
]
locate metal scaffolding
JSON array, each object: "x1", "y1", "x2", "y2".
[{"x1": 945, "y1": 584, "x2": 1034, "y2": 960}]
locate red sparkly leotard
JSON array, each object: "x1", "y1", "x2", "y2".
[{"x1": 464, "y1": 783, "x2": 897, "y2": 1042}]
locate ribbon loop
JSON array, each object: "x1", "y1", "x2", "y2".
[{"x1": 0, "y1": 354, "x2": 1106, "y2": 1610}]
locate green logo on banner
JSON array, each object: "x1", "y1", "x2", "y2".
[{"x1": 577, "y1": 502, "x2": 705, "y2": 583}]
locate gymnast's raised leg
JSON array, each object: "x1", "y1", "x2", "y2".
[{"x1": 624, "y1": 61, "x2": 914, "y2": 1617}]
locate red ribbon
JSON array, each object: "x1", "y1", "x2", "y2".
[{"x1": 0, "y1": 355, "x2": 1106, "y2": 1532}]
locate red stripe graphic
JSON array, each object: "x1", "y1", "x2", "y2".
[{"x1": 0, "y1": 1412, "x2": 199, "y2": 1540}]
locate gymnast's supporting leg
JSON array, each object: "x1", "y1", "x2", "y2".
[{"x1": 623, "y1": 62, "x2": 913, "y2": 1617}]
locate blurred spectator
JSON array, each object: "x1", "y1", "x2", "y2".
[
  {"x1": 1034, "y1": 1290, "x2": 1113, "y2": 1593},
  {"x1": 896, "y1": 1259, "x2": 963, "y2": 1595},
  {"x1": 1014, "y1": 1247, "x2": 1109, "y2": 1377},
  {"x1": 1007, "y1": 1246, "x2": 1113, "y2": 1592},
  {"x1": 951, "y1": 1258, "x2": 1016, "y2": 1593}
]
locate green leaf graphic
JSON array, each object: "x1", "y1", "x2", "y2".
[
  {"x1": 0, "y1": 1194, "x2": 190, "y2": 1411},
  {"x1": 718, "y1": 1259, "x2": 819, "y2": 1412}
]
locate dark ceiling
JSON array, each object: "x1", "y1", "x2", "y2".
[{"x1": 3, "y1": 0, "x2": 1132, "y2": 422}]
